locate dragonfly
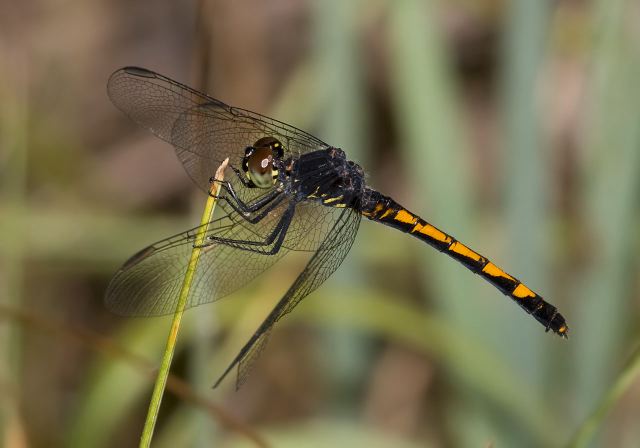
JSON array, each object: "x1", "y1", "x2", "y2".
[{"x1": 106, "y1": 67, "x2": 568, "y2": 389}]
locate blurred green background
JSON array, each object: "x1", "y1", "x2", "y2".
[{"x1": 1, "y1": 0, "x2": 639, "y2": 447}]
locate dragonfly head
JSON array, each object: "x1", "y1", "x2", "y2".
[{"x1": 242, "y1": 136, "x2": 285, "y2": 188}]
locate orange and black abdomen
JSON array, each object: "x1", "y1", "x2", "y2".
[{"x1": 360, "y1": 189, "x2": 568, "y2": 337}]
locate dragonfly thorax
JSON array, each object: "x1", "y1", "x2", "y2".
[
  {"x1": 242, "y1": 136, "x2": 285, "y2": 188},
  {"x1": 293, "y1": 147, "x2": 365, "y2": 208}
]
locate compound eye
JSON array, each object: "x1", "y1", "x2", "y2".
[
  {"x1": 253, "y1": 136, "x2": 284, "y2": 159},
  {"x1": 246, "y1": 147, "x2": 275, "y2": 188},
  {"x1": 272, "y1": 142, "x2": 284, "y2": 158}
]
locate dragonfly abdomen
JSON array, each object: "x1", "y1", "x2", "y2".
[{"x1": 361, "y1": 189, "x2": 568, "y2": 338}]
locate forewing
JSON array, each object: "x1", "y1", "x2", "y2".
[
  {"x1": 107, "y1": 67, "x2": 329, "y2": 193},
  {"x1": 212, "y1": 207, "x2": 361, "y2": 389}
]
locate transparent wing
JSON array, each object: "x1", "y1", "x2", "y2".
[
  {"x1": 107, "y1": 66, "x2": 329, "y2": 194},
  {"x1": 106, "y1": 65, "x2": 344, "y2": 278},
  {"x1": 105, "y1": 195, "x2": 350, "y2": 316},
  {"x1": 212, "y1": 207, "x2": 361, "y2": 389},
  {"x1": 105, "y1": 201, "x2": 292, "y2": 316}
]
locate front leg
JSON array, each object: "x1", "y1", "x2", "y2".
[
  {"x1": 223, "y1": 192, "x2": 286, "y2": 225},
  {"x1": 209, "y1": 164, "x2": 253, "y2": 188},
  {"x1": 210, "y1": 168, "x2": 281, "y2": 215},
  {"x1": 196, "y1": 203, "x2": 295, "y2": 255},
  {"x1": 208, "y1": 164, "x2": 254, "y2": 208}
]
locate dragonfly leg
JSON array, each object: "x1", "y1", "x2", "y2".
[
  {"x1": 198, "y1": 204, "x2": 294, "y2": 255},
  {"x1": 218, "y1": 185, "x2": 284, "y2": 220},
  {"x1": 209, "y1": 163, "x2": 252, "y2": 186},
  {"x1": 209, "y1": 163, "x2": 256, "y2": 196},
  {"x1": 211, "y1": 172, "x2": 283, "y2": 216},
  {"x1": 248, "y1": 194, "x2": 286, "y2": 222}
]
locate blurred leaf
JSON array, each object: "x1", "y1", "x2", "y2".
[
  {"x1": 573, "y1": 0, "x2": 640, "y2": 430},
  {"x1": 568, "y1": 344, "x2": 640, "y2": 448},
  {"x1": 0, "y1": 204, "x2": 188, "y2": 266}
]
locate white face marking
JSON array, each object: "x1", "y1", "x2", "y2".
[{"x1": 261, "y1": 158, "x2": 269, "y2": 169}]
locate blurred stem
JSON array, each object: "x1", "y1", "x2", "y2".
[
  {"x1": 139, "y1": 159, "x2": 227, "y2": 448},
  {"x1": 0, "y1": 53, "x2": 28, "y2": 444},
  {"x1": 388, "y1": 0, "x2": 477, "y2": 341},
  {"x1": 567, "y1": 344, "x2": 640, "y2": 448},
  {"x1": 312, "y1": 0, "x2": 368, "y2": 405},
  {"x1": 501, "y1": 0, "x2": 550, "y2": 391}
]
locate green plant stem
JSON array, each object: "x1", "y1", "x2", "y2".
[
  {"x1": 567, "y1": 344, "x2": 640, "y2": 448},
  {"x1": 139, "y1": 158, "x2": 228, "y2": 448}
]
